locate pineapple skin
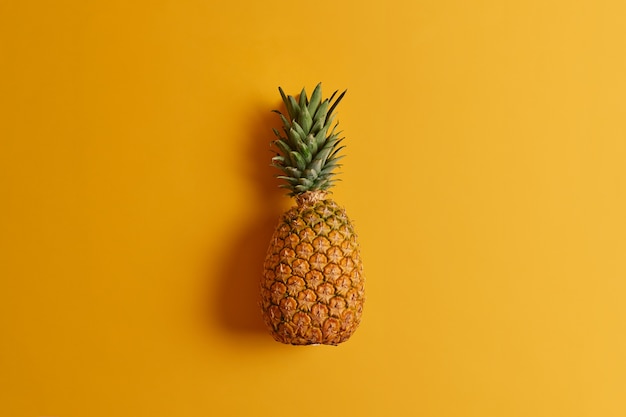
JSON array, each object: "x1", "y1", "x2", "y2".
[{"x1": 261, "y1": 192, "x2": 365, "y2": 345}]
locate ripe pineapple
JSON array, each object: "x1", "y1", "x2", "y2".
[{"x1": 261, "y1": 83, "x2": 365, "y2": 345}]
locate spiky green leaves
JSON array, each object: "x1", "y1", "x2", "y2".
[{"x1": 271, "y1": 83, "x2": 346, "y2": 195}]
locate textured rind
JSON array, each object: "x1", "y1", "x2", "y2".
[{"x1": 261, "y1": 197, "x2": 365, "y2": 345}]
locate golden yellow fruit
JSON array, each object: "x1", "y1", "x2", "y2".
[{"x1": 261, "y1": 191, "x2": 364, "y2": 345}]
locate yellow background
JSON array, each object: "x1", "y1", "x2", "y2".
[{"x1": 1, "y1": 0, "x2": 625, "y2": 416}]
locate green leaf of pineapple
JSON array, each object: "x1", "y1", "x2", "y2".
[
  {"x1": 328, "y1": 90, "x2": 346, "y2": 119},
  {"x1": 290, "y1": 151, "x2": 306, "y2": 171},
  {"x1": 304, "y1": 134, "x2": 318, "y2": 154},
  {"x1": 308, "y1": 83, "x2": 323, "y2": 118},
  {"x1": 297, "y1": 105, "x2": 313, "y2": 134},
  {"x1": 278, "y1": 87, "x2": 296, "y2": 120},
  {"x1": 299, "y1": 87, "x2": 308, "y2": 108},
  {"x1": 312, "y1": 100, "x2": 329, "y2": 123}
]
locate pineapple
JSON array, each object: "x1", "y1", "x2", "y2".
[{"x1": 261, "y1": 83, "x2": 365, "y2": 345}]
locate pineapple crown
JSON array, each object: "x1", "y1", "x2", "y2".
[{"x1": 271, "y1": 83, "x2": 346, "y2": 196}]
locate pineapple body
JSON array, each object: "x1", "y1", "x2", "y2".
[{"x1": 261, "y1": 191, "x2": 364, "y2": 345}]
